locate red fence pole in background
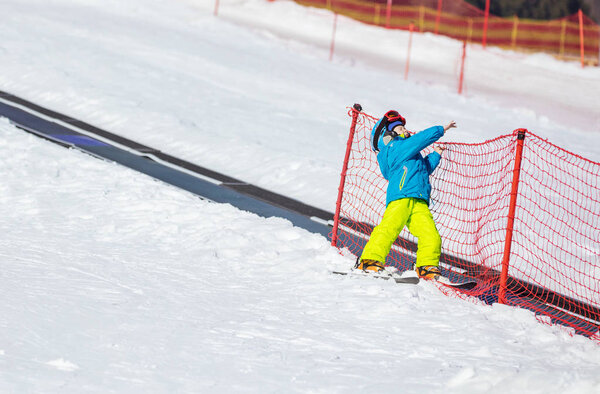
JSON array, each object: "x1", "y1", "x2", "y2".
[
  {"x1": 385, "y1": 0, "x2": 392, "y2": 28},
  {"x1": 214, "y1": 0, "x2": 219, "y2": 16},
  {"x1": 482, "y1": 0, "x2": 490, "y2": 48},
  {"x1": 329, "y1": 13, "x2": 338, "y2": 62},
  {"x1": 404, "y1": 22, "x2": 414, "y2": 81},
  {"x1": 579, "y1": 9, "x2": 585, "y2": 67},
  {"x1": 498, "y1": 128, "x2": 527, "y2": 304},
  {"x1": 331, "y1": 104, "x2": 362, "y2": 247},
  {"x1": 434, "y1": 0, "x2": 442, "y2": 34},
  {"x1": 458, "y1": 41, "x2": 466, "y2": 94}
]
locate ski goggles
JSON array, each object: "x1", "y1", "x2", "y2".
[{"x1": 384, "y1": 110, "x2": 406, "y2": 126}]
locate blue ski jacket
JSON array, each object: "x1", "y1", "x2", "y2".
[{"x1": 373, "y1": 123, "x2": 445, "y2": 206}]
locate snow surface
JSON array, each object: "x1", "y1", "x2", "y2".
[{"x1": 1, "y1": 0, "x2": 600, "y2": 392}]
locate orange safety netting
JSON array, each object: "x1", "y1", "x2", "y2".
[
  {"x1": 332, "y1": 108, "x2": 600, "y2": 340},
  {"x1": 294, "y1": 0, "x2": 600, "y2": 63}
]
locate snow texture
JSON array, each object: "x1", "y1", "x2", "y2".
[{"x1": 0, "y1": 0, "x2": 599, "y2": 392}]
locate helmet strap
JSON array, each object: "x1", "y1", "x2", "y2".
[
  {"x1": 372, "y1": 118, "x2": 390, "y2": 152},
  {"x1": 382, "y1": 129, "x2": 398, "y2": 146}
]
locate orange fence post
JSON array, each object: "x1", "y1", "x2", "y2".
[
  {"x1": 332, "y1": 104, "x2": 362, "y2": 247},
  {"x1": 498, "y1": 129, "x2": 526, "y2": 304},
  {"x1": 458, "y1": 41, "x2": 466, "y2": 94},
  {"x1": 385, "y1": 0, "x2": 392, "y2": 28},
  {"x1": 329, "y1": 13, "x2": 338, "y2": 62},
  {"x1": 559, "y1": 19, "x2": 567, "y2": 57},
  {"x1": 374, "y1": 4, "x2": 381, "y2": 25},
  {"x1": 579, "y1": 9, "x2": 585, "y2": 67},
  {"x1": 511, "y1": 15, "x2": 519, "y2": 49},
  {"x1": 214, "y1": 0, "x2": 219, "y2": 16},
  {"x1": 405, "y1": 22, "x2": 414, "y2": 81},
  {"x1": 434, "y1": 0, "x2": 442, "y2": 34},
  {"x1": 467, "y1": 18, "x2": 473, "y2": 43},
  {"x1": 482, "y1": 0, "x2": 490, "y2": 48}
]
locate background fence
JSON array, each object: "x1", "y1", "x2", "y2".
[
  {"x1": 332, "y1": 105, "x2": 600, "y2": 340},
  {"x1": 294, "y1": 0, "x2": 600, "y2": 64}
]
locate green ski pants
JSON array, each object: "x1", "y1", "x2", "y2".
[{"x1": 360, "y1": 198, "x2": 441, "y2": 267}]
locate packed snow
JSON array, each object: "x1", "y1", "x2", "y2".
[{"x1": 1, "y1": 0, "x2": 600, "y2": 392}]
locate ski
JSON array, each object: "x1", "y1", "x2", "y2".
[
  {"x1": 332, "y1": 269, "x2": 478, "y2": 289},
  {"x1": 333, "y1": 270, "x2": 477, "y2": 289},
  {"x1": 436, "y1": 276, "x2": 478, "y2": 290},
  {"x1": 332, "y1": 270, "x2": 420, "y2": 285}
]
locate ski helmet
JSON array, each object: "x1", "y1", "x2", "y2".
[{"x1": 370, "y1": 110, "x2": 406, "y2": 152}]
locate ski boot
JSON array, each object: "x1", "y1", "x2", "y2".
[
  {"x1": 416, "y1": 265, "x2": 441, "y2": 280},
  {"x1": 355, "y1": 258, "x2": 385, "y2": 273}
]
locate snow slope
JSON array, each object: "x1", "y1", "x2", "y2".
[
  {"x1": 1, "y1": 0, "x2": 600, "y2": 392},
  {"x1": 2, "y1": 119, "x2": 600, "y2": 392}
]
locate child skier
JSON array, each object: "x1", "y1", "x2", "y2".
[{"x1": 356, "y1": 110, "x2": 456, "y2": 280}]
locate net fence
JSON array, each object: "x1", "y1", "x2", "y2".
[
  {"x1": 293, "y1": 0, "x2": 600, "y2": 63},
  {"x1": 333, "y1": 108, "x2": 600, "y2": 339}
]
